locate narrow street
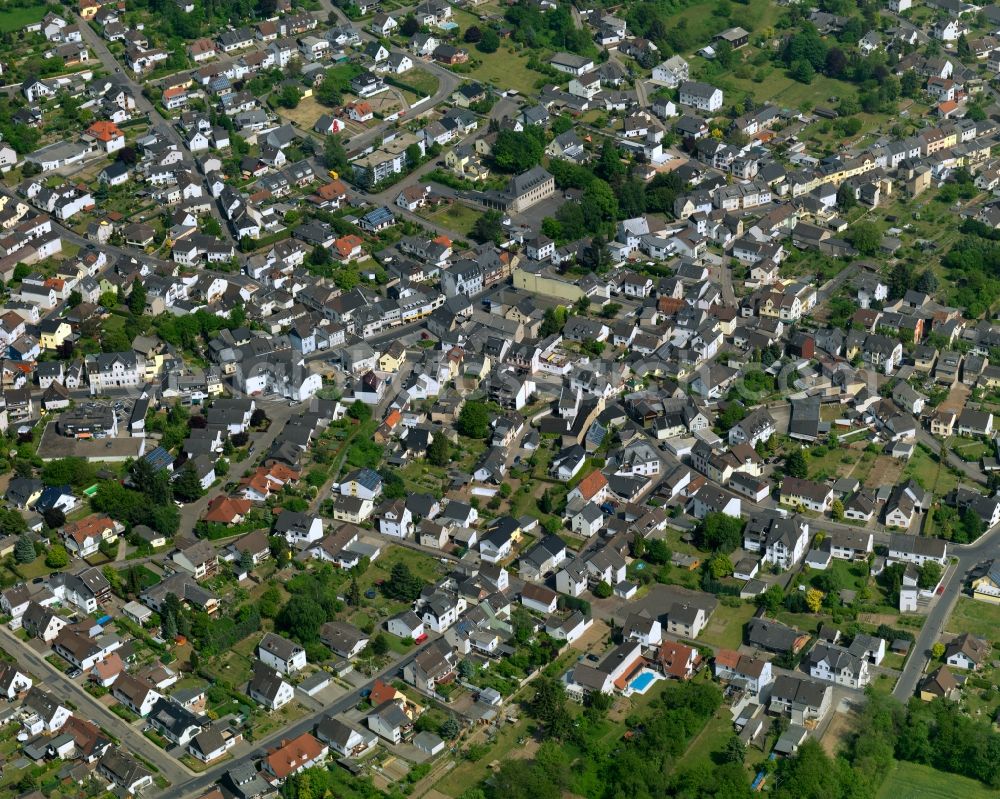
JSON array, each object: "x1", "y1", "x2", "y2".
[
  {"x1": 0, "y1": 625, "x2": 193, "y2": 785},
  {"x1": 173, "y1": 637, "x2": 438, "y2": 799}
]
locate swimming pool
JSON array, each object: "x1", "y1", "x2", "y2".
[
  {"x1": 439, "y1": 21, "x2": 458, "y2": 30},
  {"x1": 628, "y1": 670, "x2": 657, "y2": 694}
]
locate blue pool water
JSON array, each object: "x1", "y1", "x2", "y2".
[
  {"x1": 439, "y1": 21, "x2": 458, "y2": 30},
  {"x1": 629, "y1": 671, "x2": 656, "y2": 693}
]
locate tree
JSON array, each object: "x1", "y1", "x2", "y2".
[
  {"x1": 128, "y1": 281, "x2": 147, "y2": 316},
  {"x1": 14, "y1": 535, "x2": 35, "y2": 564},
  {"x1": 540, "y1": 306, "x2": 567, "y2": 337},
  {"x1": 277, "y1": 83, "x2": 302, "y2": 108},
  {"x1": 323, "y1": 135, "x2": 350, "y2": 173},
  {"x1": 347, "y1": 400, "x2": 371, "y2": 422},
  {"x1": 707, "y1": 554, "x2": 733, "y2": 579},
  {"x1": 315, "y1": 73, "x2": 343, "y2": 107},
  {"x1": 173, "y1": 462, "x2": 204, "y2": 503},
  {"x1": 931, "y1": 642, "x2": 945, "y2": 659},
  {"x1": 593, "y1": 580, "x2": 613, "y2": 598},
  {"x1": 371, "y1": 632, "x2": 389, "y2": 656},
  {"x1": 784, "y1": 449, "x2": 808, "y2": 479},
  {"x1": 831, "y1": 499, "x2": 844, "y2": 520},
  {"x1": 917, "y1": 561, "x2": 942, "y2": 589},
  {"x1": 239, "y1": 548, "x2": 254, "y2": 574},
  {"x1": 471, "y1": 210, "x2": 503, "y2": 244},
  {"x1": 162, "y1": 611, "x2": 177, "y2": 640},
  {"x1": 698, "y1": 512, "x2": 744, "y2": 553},
  {"x1": 916, "y1": 269, "x2": 938, "y2": 294},
  {"x1": 644, "y1": 538, "x2": 672, "y2": 566},
  {"x1": 595, "y1": 139, "x2": 625, "y2": 184},
  {"x1": 45, "y1": 544, "x2": 69, "y2": 569},
  {"x1": 848, "y1": 221, "x2": 882, "y2": 256},
  {"x1": 528, "y1": 676, "x2": 571, "y2": 738},
  {"x1": 805, "y1": 588, "x2": 824, "y2": 613},
  {"x1": 722, "y1": 733, "x2": 746, "y2": 764},
  {"x1": 457, "y1": 401, "x2": 490, "y2": 438},
  {"x1": 756, "y1": 583, "x2": 784, "y2": 613},
  {"x1": 43, "y1": 508, "x2": 65, "y2": 530},
  {"x1": 427, "y1": 434, "x2": 451, "y2": 467},
  {"x1": 383, "y1": 562, "x2": 424, "y2": 602},
  {"x1": 790, "y1": 58, "x2": 815, "y2": 84},
  {"x1": 478, "y1": 28, "x2": 500, "y2": 53},
  {"x1": 464, "y1": 25, "x2": 482, "y2": 42},
  {"x1": 276, "y1": 595, "x2": 327, "y2": 642},
  {"x1": 836, "y1": 182, "x2": 857, "y2": 210},
  {"x1": 348, "y1": 578, "x2": 362, "y2": 608},
  {"x1": 440, "y1": 717, "x2": 460, "y2": 739},
  {"x1": 825, "y1": 46, "x2": 848, "y2": 78},
  {"x1": 889, "y1": 261, "x2": 914, "y2": 302},
  {"x1": 405, "y1": 143, "x2": 423, "y2": 166},
  {"x1": 491, "y1": 129, "x2": 545, "y2": 173},
  {"x1": 401, "y1": 14, "x2": 420, "y2": 36}
]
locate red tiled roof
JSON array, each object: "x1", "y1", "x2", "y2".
[{"x1": 575, "y1": 470, "x2": 608, "y2": 502}]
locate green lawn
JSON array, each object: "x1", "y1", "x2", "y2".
[
  {"x1": 876, "y1": 761, "x2": 996, "y2": 799},
  {"x1": 950, "y1": 439, "x2": 991, "y2": 462},
  {"x1": 672, "y1": 708, "x2": 737, "y2": 773},
  {"x1": 417, "y1": 201, "x2": 483, "y2": 238},
  {"x1": 945, "y1": 597, "x2": 1000, "y2": 644},
  {"x1": 697, "y1": 601, "x2": 757, "y2": 651},
  {"x1": 434, "y1": 716, "x2": 530, "y2": 797},
  {"x1": 461, "y1": 45, "x2": 544, "y2": 96},
  {"x1": 903, "y1": 445, "x2": 961, "y2": 499},
  {"x1": 808, "y1": 445, "x2": 860, "y2": 481},
  {"x1": 401, "y1": 68, "x2": 440, "y2": 97},
  {"x1": 0, "y1": 3, "x2": 46, "y2": 33}
]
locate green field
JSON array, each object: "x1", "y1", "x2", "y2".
[
  {"x1": 0, "y1": 3, "x2": 46, "y2": 34},
  {"x1": 945, "y1": 597, "x2": 1000, "y2": 644},
  {"x1": 876, "y1": 761, "x2": 996, "y2": 799}
]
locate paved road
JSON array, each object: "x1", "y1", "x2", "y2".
[
  {"x1": 893, "y1": 525, "x2": 1000, "y2": 700},
  {"x1": 74, "y1": 14, "x2": 233, "y2": 244},
  {"x1": 176, "y1": 397, "x2": 300, "y2": 531},
  {"x1": 915, "y1": 427, "x2": 986, "y2": 486},
  {"x1": 0, "y1": 624, "x2": 193, "y2": 785},
  {"x1": 171, "y1": 638, "x2": 435, "y2": 799},
  {"x1": 816, "y1": 262, "x2": 859, "y2": 303}
]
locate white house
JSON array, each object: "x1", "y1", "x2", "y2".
[{"x1": 257, "y1": 633, "x2": 307, "y2": 675}]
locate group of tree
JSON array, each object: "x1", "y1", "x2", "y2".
[
  {"x1": 491, "y1": 127, "x2": 546, "y2": 173},
  {"x1": 457, "y1": 401, "x2": 491, "y2": 438},
  {"x1": 784, "y1": 448, "x2": 808, "y2": 479},
  {"x1": 504, "y1": 2, "x2": 593, "y2": 54},
  {"x1": 940, "y1": 219, "x2": 1000, "y2": 318},
  {"x1": 696, "y1": 512, "x2": 745, "y2": 554},
  {"x1": 274, "y1": 566, "x2": 348, "y2": 644},
  {"x1": 381, "y1": 562, "x2": 424, "y2": 602},
  {"x1": 90, "y1": 458, "x2": 180, "y2": 537}
]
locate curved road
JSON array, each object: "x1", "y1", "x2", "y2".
[{"x1": 892, "y1": 526, "x2": 1000, "y2": 700}]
